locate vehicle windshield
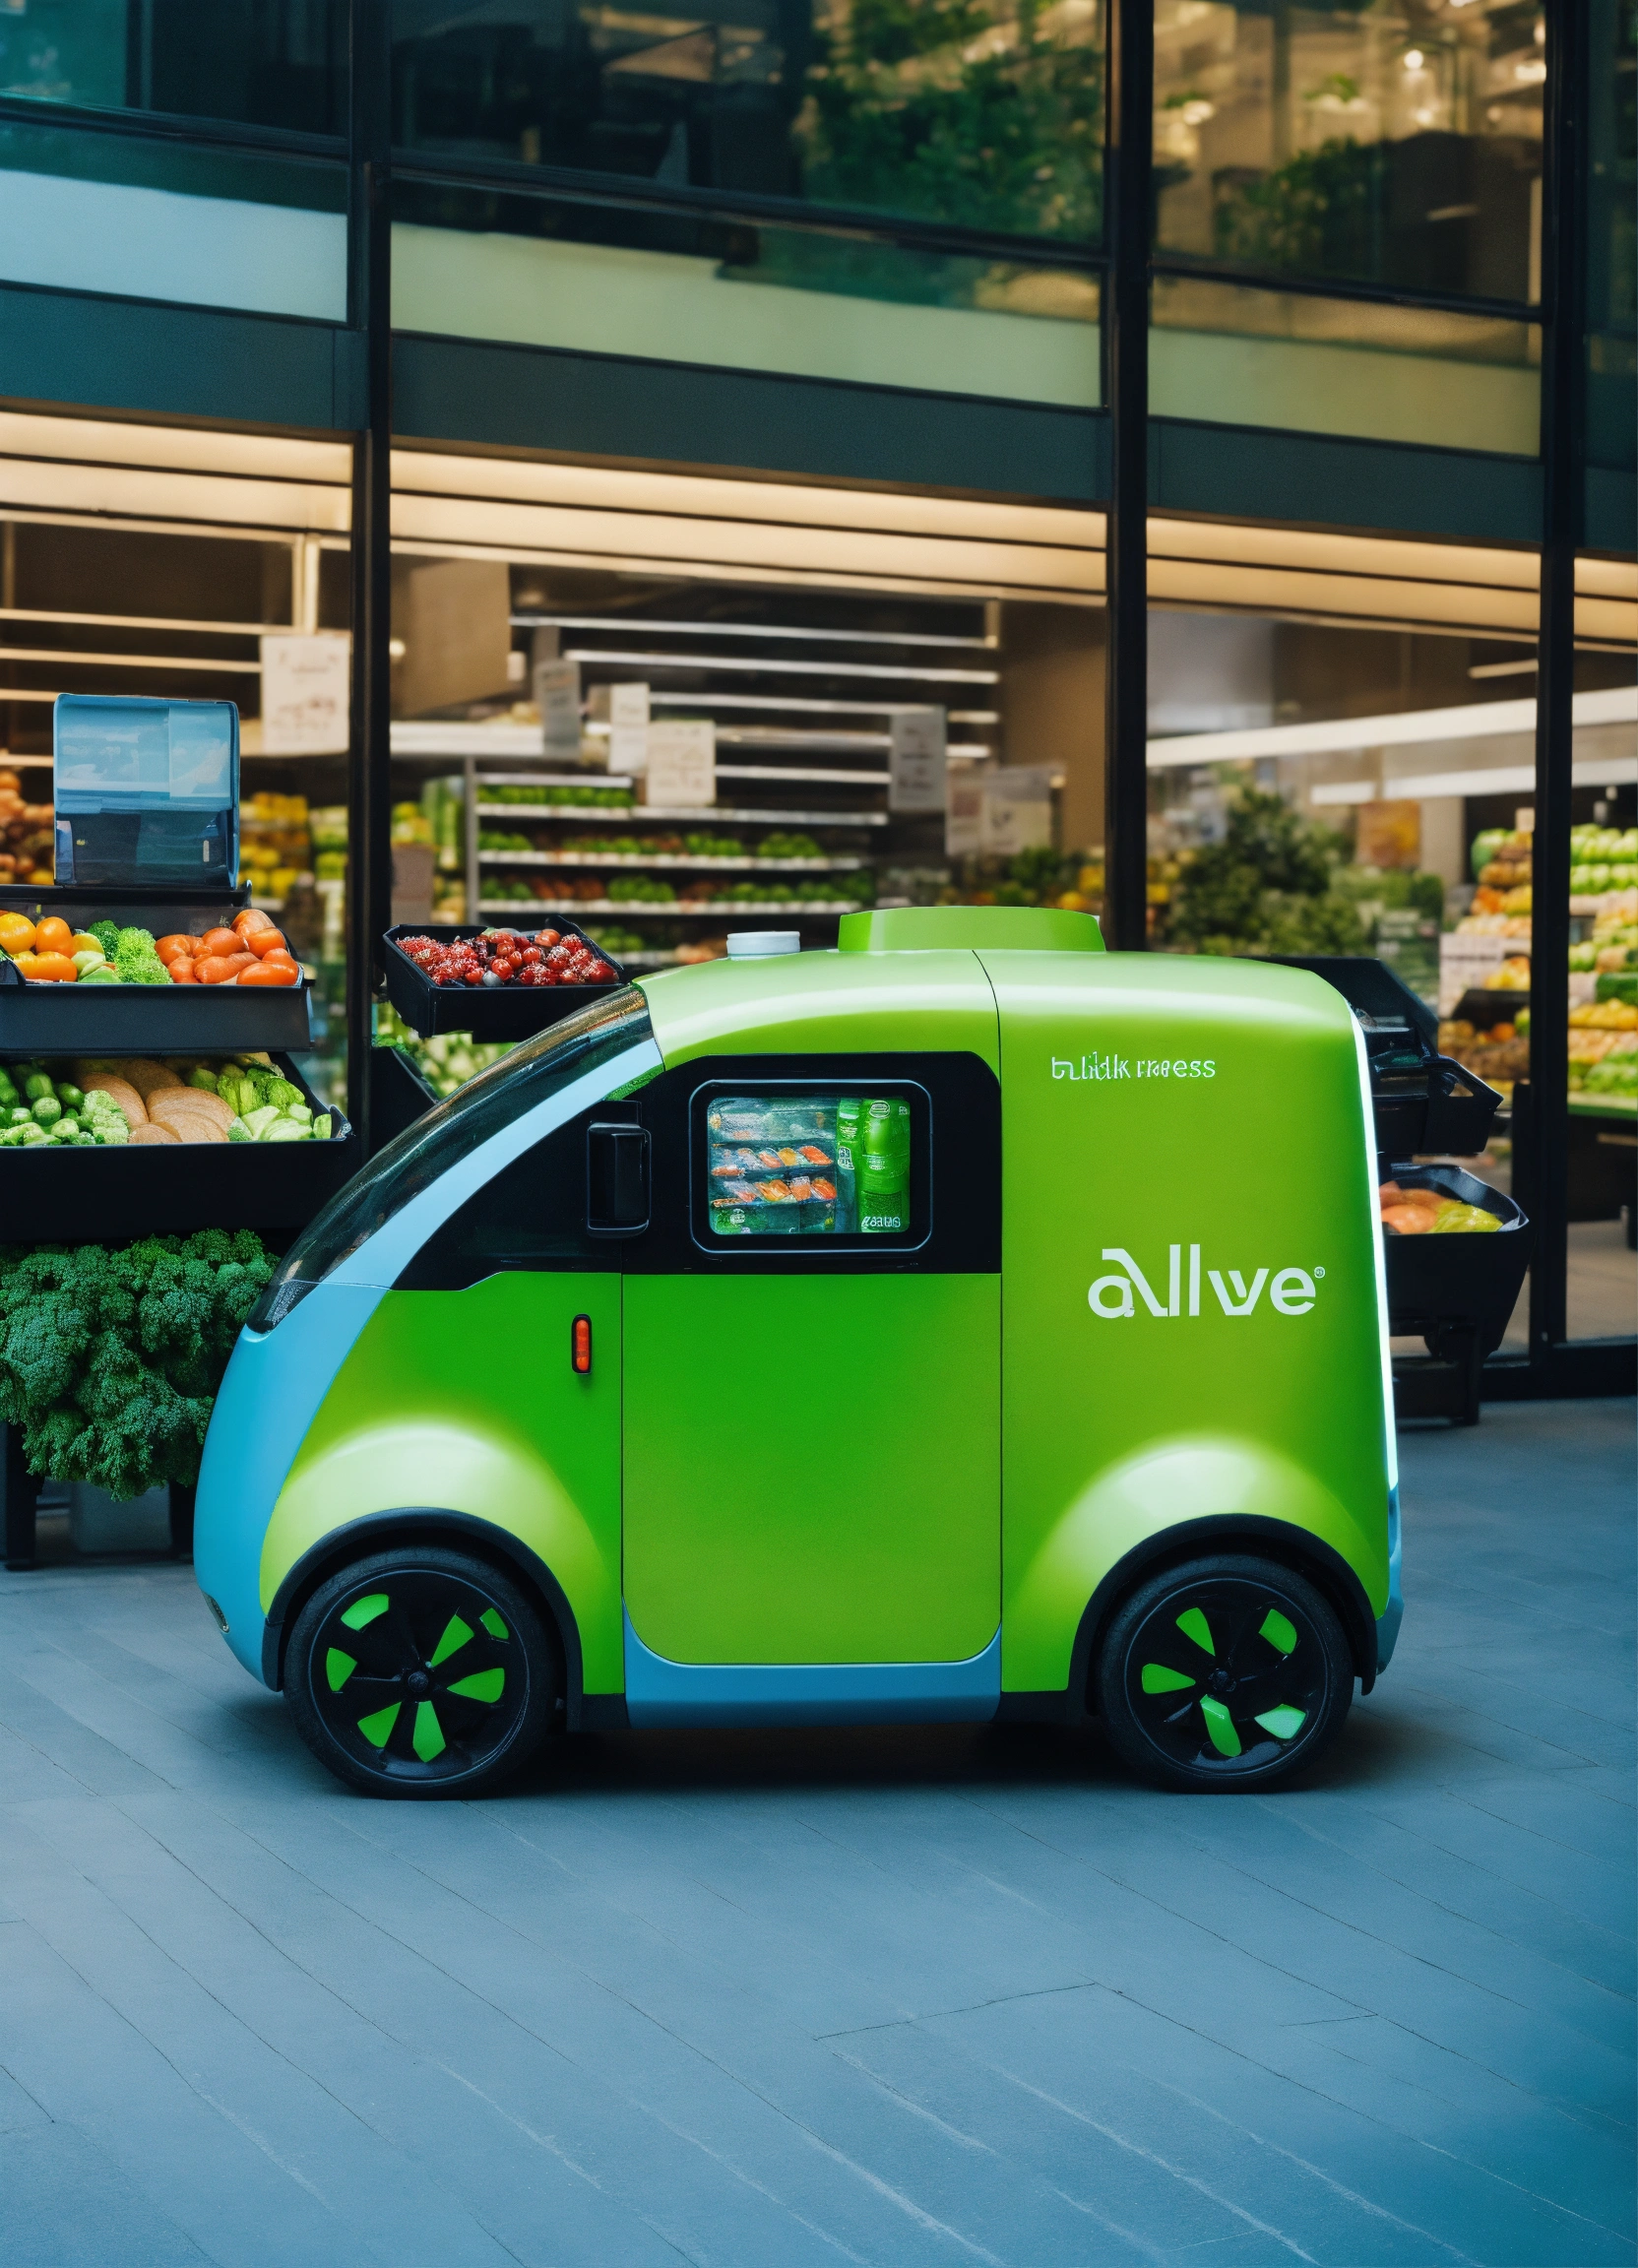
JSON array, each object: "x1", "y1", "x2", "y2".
[{"x1": 251, "y1": 987, "x2": 654, "y2": 1328}]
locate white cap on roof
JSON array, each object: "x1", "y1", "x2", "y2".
[{"x1": 724, "y1": 931, "x2": 802, "y2": 959}]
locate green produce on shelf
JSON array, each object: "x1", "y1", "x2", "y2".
[
  {"x1": 477, "y1": 830, "x2": 534, "y2": 852},
  {"x1": 608, "y1": 875, "x2": 677, "y2": 903},
  {"x1": 757, "y1": 832, "x2": 824, "y2": 859},
  {"x1": 0, "y1": 1055, "x2": 332, "y2": 1145},
  {"x1": 0, "y1": 1228, "x2": 277, "y2": 1495},
  {"x1": 488, "y1": 784, "x2": 632, "y2": 809}
]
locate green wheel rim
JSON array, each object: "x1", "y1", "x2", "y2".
[
  {"x1": 309, "y1": 1567, "x2": 528, "y2": 1784},
  {"x1": 1124, "y1": 1576, "x2": 1329, "y2": 1778}
]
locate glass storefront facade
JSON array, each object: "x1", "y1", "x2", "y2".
[{"x1": 0, "y1": 0, "x2": 1630, "y2": 1393}]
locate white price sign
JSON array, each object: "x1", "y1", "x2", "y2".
[
  {"x1": 536, "y1": 657, "x2": 583, "y2": 759},
  {"x1": 609, "y1": 680, "x2": 650, "y2": 777},
  {"x1": 646, "y1": 719, "x2": 716, "y2": 808},
  {"x1": 889, "y1": 707, "x2": 948, "y2": 814},
  {"x1": 259, "y1": 633, "x2": 350, "y2": 755}
]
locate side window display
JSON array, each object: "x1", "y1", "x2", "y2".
[{"x1": 706, "y1": 1094, "x2": 912, "y2": 1237}]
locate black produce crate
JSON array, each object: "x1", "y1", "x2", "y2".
[
  {"x1": 370, "y1": 1043, "x2": 439, "y2": 1148},
  {"x1": 0, "y1": 884, "x2": 312, "y2": 1051},
  {"x1": 382, "y1": 921, "x2": 627, "y2": 1040},
  {"x1": 1276, "y1": 954, "x2": 1500, "y2": 1157},
  {"x1": 1382, "y1": 1165, "x2": 1534, "y2": 1357},
  {"x1": 1452, "y1": 988, "x2": 1528, "y2": 1030},
  {"x1": 0, "y1": 1053, "x2": 356, "y2": 1240},
  {"x1": 0, "y1": 956, "x2": 313, "y2": 1052}
]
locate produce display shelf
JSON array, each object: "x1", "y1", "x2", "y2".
[
  {"x1": 382, "y1": 921, "x2": 629, "y2": 1040},
  {"x1": 1568, "y1": 1092, "x2": 1638, "y2": 1115},
  {"x1": 472, "y1": 770, "x2": 637, "y2": 792},
  {"x1": 0, "y1": 960, "x2": 313, "y2": 1051},
  {"x1": 475, "y1": 850, "x2": 865, "y2": 872},
  {"x1": 0, "y1": 1051, "x2": 354, "y2": 1241},
  {"x1": 715, "y1": 765, "x2": 888, "y2": 787},
  {"x1": 477, "y1": 897, "x2": 863, "y2": 918},
  {"x1": 476, "y1": 803, "x2": 889, "y2": 827}
]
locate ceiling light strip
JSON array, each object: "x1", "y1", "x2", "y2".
[
  {"x1": 513, "y1": 613, "x2": 993, "y2": 649},
  {"x1": 561, "y1": 646, "x2": 999, "y2": 684},
  {"x1": 1148, "y1": 683, "x2": 1637, "y2": 769}
]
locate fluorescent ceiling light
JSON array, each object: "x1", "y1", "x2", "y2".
[{"x1": 1148, "y1": 682, "x2": 1637, "y2": 768}]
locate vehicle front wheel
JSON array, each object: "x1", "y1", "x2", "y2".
[
  {"x1": 1095, "y1": 1553, "x2": 1354, "y2": 1792},
  {"x1": 285, "y1": 1546, "x2": 557, "y2": 1797}
]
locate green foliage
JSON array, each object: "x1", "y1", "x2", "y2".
[
  {"x1": 0, "y1": 1231, "x2": 275, "y2": 1497},
  {"x1": 1167, "y1": 787, "x2": 1366, "y2": 958},
  {"x1": 89, "y1": 919, "x2": 120, "y2": 958},
  {"x1": 801, "y1": 0, "x2": 1102, "y2": 239},
  {"x1": 112, "y1": 925, "x2": 171, "y2": 985},
  {"x1": 1214, "y1": 137, "x2": 1383, "y2": 279}
]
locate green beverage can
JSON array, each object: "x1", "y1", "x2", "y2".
[
  {"x1": 857, "y1": 1098, "x2": 911, "y2": 1233},
  {"x1": 835, "y1": 1096, "x2": 862, "y2": 1231}
]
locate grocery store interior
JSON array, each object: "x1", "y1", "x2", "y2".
[
  {"x1": 2, "y1": 408, "x2": 1632, "y2": 1353},
  {"x1": 0, "y1": 0, "x2": 1632, "y2": 2257}
]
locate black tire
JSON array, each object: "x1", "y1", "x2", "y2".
[
  {"x1": 284, "y1": 1546, "x2": 557, "y2": 1798},
  {"x1": 1095, "y1": 1553, "x2": 1354, "y2": 1793}
]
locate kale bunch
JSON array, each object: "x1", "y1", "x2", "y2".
[
  {"x1": 1167, "y1": 787, "x2": 1365, "y2": 958},
  {"x1": 0, "y1": 1230, "x2": 274, "y2": 1497}
]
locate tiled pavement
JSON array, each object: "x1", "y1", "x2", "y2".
[{"x1": 0, "y1": 1399, "x2": 1632, "y2": 2266}]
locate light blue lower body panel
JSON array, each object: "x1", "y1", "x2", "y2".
[
  {"x1": 1375, "y1": 1484, "x2": 1404, "y2": 1674},
  {"x1": 623, "y1": 1609, "x2": 1002, "y2": 1728}
]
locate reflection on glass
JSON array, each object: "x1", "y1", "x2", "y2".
[
  {"x1": 707, "y1": 1093, "x2": 912, "y2": 1234},
  {"x1": 0, "y1": 0, "x2": 346, "y2": 135},
  {"x1": 393, "y1": 0, "x2": 1103, "y2": 242},
  {"x1": 1152, "y1": 0, "x2": 1543, "y2": 302},
  {"x1": 391, "y1": 180, "x2": 1099, "y2": 402},
  {"x1": 1151, "y1": 274, "x2": 1538, "y2": 451},
  {"x1": 0, "y1": 117, "x2": 348, "y2": 320},
  {"x1": 1586, "y1": 0, "x2": 1636, "y2": 471}
]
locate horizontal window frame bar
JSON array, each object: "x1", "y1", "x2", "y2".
[
  {"x1": 1152, "y1": 256, "x2": 1540, "y2": 327},
  {"x1": 0, "y1": 91, "x2": 346, "y2": 165},
  {"x1": 391, "y1": 150, "x2": 1109, "y2": 275}
]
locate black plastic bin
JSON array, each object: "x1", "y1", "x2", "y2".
[
  {"x1": 0, "y1": 885, "x2": 313, "y2": 1051},
  {"x1": 382, "y1": 921, "x2": 626, "y2": 1040},
  {"x1": 1381, "y1": 1166, "x2": 1536, "y2": 1424},
  {"x1": 370, "y1": 1043, "x2": 440, "y2": 1149},
  {"x1": 1275, "y1": 954, "x2": 1503, "y2": 1159},
  {"x1": 0, "y1": 1051, "x2": 356, "y2": 1240}
]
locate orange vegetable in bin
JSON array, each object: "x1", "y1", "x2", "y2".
[
  {"x1": 167, "y1": 959, "x2": 198, "y2": 982},
  {"x1": 31, "y1": 951, "x2": 78, "y2": 982},
  {"x1": 258, "y1": 949, "x2": 298, "y2": 974},
  {"x1": 9, "y1": 950, "x2": 39, "y2": 977},
  {"x1": 33, "y1": 916, "x2": 73, "y2": 954},
  {"x1": 156, "y1": 933, "x2": 196, "y2": 964},
  {"x1": 200, "y1": 927, "x2": 240, "y2": 959},
  {"x1": 246, "y1": 925, "x2": 289, "y2": 957},
  {"x1": 238, "y1": 960, "x2": 299, "y2": 985},
  {"x1": 0, "y1": 913, "x2": 35, "y2": 955},
  {"x1": 233, "y1": 908, "x2": 278, "y2": 938}
]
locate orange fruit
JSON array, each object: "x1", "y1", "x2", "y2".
[
  {"x1": 10, "y1": 950, "x2": 39, "y2": 977},
  {"x1": 30, "y1": 952, "x2": 77, "y2": 982},
  {"x1": 33, "y1": 915, "x2": 73, "y2": 954},
  {"x1": 0, "y1": 913, "x2": 35, "y2": 956}
]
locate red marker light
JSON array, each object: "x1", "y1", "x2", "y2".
[{"x1": 571, "y1": 1314, "x2": 592, "y2": 1374}]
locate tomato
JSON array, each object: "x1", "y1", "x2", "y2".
[
  {"x1": 33, "y1": 916, "x2": 73, "y2": 955},
  {"x1": 246, "y1": 925, "x2": 289, "y2": 958}
]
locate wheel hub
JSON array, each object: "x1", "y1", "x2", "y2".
[
  {"x1": 310, "y1": 1571, "x2": 525, "y2": 1781},
  {"x1": 1128, "y1": 1582, "x2": 1325, "y2": 1773},
  {"x1": 406, "y1": 1668, "x2": 431, "y2": 1696}
]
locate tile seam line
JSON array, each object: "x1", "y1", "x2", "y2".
[
  {"x1": 9, "y1": 1805, "x2": 570, "y2": 2265},
  {"x1": 212, "y1": 1804, "x2": 1002, "y2": 2244},
  {"x1": 1350, "y1": 1784, "x2": 1638, "y2": 1892},
  {"x1": 1242, "y1": 1795, "x2": 1638, "y2": 2002},
  {"x1": 1148, "y1": 2063, "x2": 1627, "y2": 2252},
  {"x1": 0, "y1": 1903, "x2": 341, "y2": 2267}
]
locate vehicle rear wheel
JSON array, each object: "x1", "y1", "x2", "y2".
[
  {"x1": 1095, "y1": 1553, "x2": 1353, "y2": 1793},
  {"x1": 285, "y1": 1546, "x2": 557, "y2": 1798}
]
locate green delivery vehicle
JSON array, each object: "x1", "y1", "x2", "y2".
[{"x1": 193, "y1": 906, "x2": 1402, "y2": 1796}]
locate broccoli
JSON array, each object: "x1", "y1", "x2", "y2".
[
  {"x1": 0, "y1": 1230, "x2": 275, "y2": 1496},
  {"x1": 112, "y1": 926, "x2": 171, "y2": 986},
  {"x1": 90, "y1": 919, "x2": 120, "y2": 957}
]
